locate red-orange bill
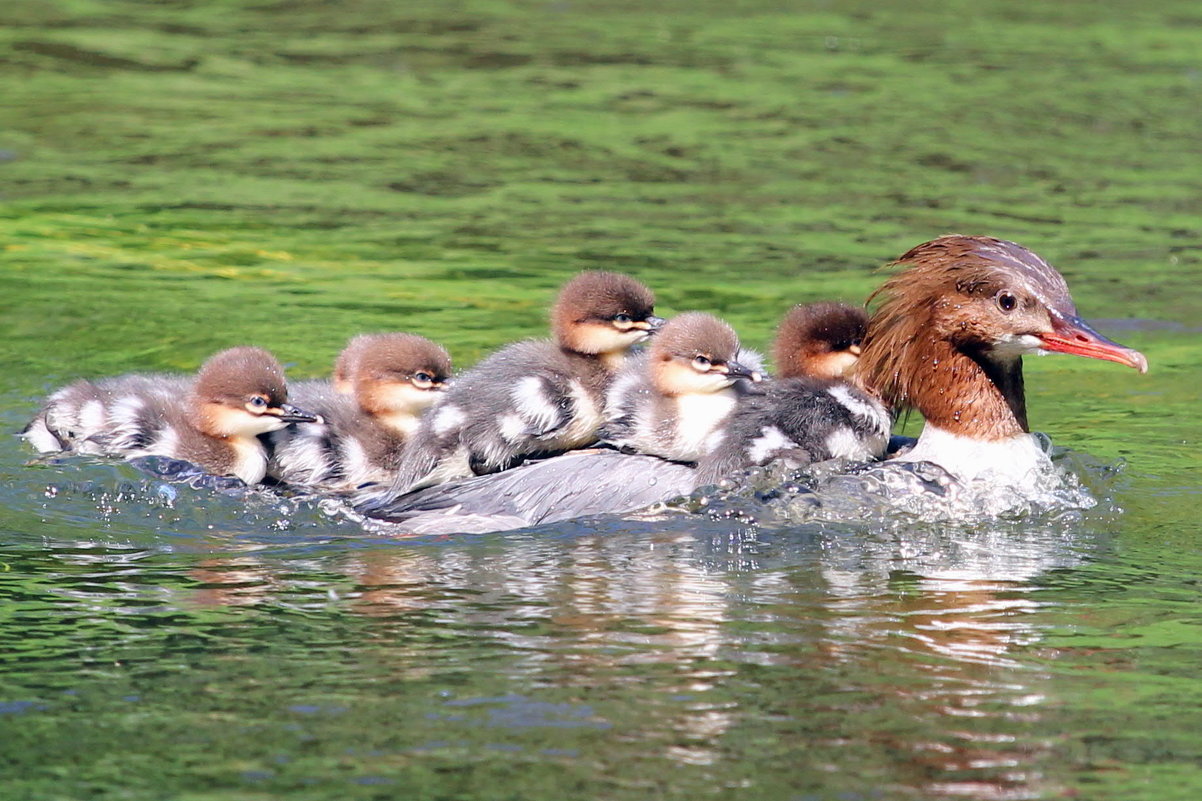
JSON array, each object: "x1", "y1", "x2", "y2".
[{"x1": 1039, "y1": 315, "x2": 1148, "y2": 373}]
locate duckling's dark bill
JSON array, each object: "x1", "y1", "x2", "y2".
[
  {"x1": 272, "y1": 404, "x2": 323, "y2": 424},
  {"x1": 726, "y1": 361, "x2": 763, "y2": 382}
]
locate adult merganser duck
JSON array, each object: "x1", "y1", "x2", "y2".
[
  {"x1": 602, "y1": 312, "x2": 762, "y2": 463},
  {"x1": 364, "y1": 235, "x2": 1147, "y2": 533},
  {"x1": 22, "y1": 347, "x2": 319, "y2": 485},
  {"x1": 385, "y1": 270, "x2": 663, "y2": 494},
  {"x1": 268, "y1": 333, "x2": 452, "y2": 492},
  {"x1": 694, "y1": 303, "x2": 890, "y2": 486},
  {"x1": 854, "y1": 234, "x2": 1147, "y2": 483}
]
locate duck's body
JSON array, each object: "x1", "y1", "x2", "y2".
[
  {"x1": 268, "y1": 333, "x2": 452, "y2": 493},
  {"x1": 602, "y1": 312, "x2": 762, "y2": 463},
  {"x1": 24, "y1": 347, "x2": 318, "y2": 484},
  {"x1": 369, "y1": 448, "x2": 697, "y2": 535},
  {"x1": 366, "y1": 237, "x2": 1147, "y2": 532},
  {"x1": 388, "y1": 271, "x2": 663, "y2": 494},
  {"x1": 695, "y1": 303, "x2": 890, "y2": 485},
  {"x1": 853, "y1": 235, "x2": 1146, "y2": 484}
]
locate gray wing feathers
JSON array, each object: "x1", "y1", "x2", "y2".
[{"x1": 367, "y1": 450, "x2": 696, "y2": 532}]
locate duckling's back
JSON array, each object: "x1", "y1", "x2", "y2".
[
  {"x1": 23, "y1": 373, "x2": 187, "y2": 456},
  {"x1": 695, "y1": 377, "x2": 890, "y2": 486},
  {"x1": 391, "y1": 339, "x2": 612, "y2": 494}
]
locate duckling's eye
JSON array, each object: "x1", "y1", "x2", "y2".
[
  {"x1": 996, "y1": 291, "x2": 1018, "y2": 313},
  {"x1": 414, "y1": 372, "x2": 432, "y2": 383},
  {"x1": 248, "y1": 396, "x2": 268, "y2": 408},
  {"x1": 692, "y1": 355, "x2": 712, "y2": 370},
  {"x1": 612, "y1": 313, "x2": 632, "y2": 325}
]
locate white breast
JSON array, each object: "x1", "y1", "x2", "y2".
[
  {"x1": 227, "y1": 437, "x2": 269, "y2": 485},
  {"x1": 894, "y1": 425, "x2": 1051, "y2": 484},
  {"x1": 670, "y1": 390, "x2": 738, "y2": 462}
]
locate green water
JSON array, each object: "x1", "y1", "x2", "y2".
[{"x1": 3, "y1": 0, "x2": 1202, "y2": 798}]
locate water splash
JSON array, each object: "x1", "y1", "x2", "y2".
[
  {"x1": 23, "y1": 454, "x2": 361, "y2": 545},
  {"x1": 678, "y1": 436, "x2": 1123, "y2": 533}
]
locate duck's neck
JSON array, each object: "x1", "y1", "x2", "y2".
[
  {"x1": 911, "y1": 340, "x2": 1028, "y2": 440},
  {"x1": 561, "y1": 347, "x2": 621, "y2": 395},
  {"x1": 562, "y1": 345, "x2": 628, "y2": 373},
  {"x1": 374, "y1": 409, "x2": 421, "y2": 438},
  {"x1": 187, "y1": 401, "x2": 270, "y2": 484},
  {"x1": 897, "y1": 343, "x2": 1047, "y2": 482}
]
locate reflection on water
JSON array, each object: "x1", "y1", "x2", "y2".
[
  {"x1": 8, "y1": 374, "x2": 1180, "y2": 801},
  {"x1": 0, "y1": 421, "x2": 1120, "y2": 799}
]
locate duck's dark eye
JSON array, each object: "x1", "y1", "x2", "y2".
[
  {"x1": 415, "y1": 372, "x2": 432, "y2": 382},
  {"x1": 613, "y1": 313, "x2": 632, "y2": 324},
  {"x1": 249, "y1": 396, "x2": 267, "y2": 408},
  {"x1": 692, "y1": 355, "x2": 711, "y2": 370},
  {"x1": 996, "y1": 291, "x2": 1018, "y2": 312}
]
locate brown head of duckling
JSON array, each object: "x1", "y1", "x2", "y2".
[
  {"x1": 774, "y1": 301, "x2": 868, "y2": 381},
  {"x1": 345, "y1": 333, "x2": 453, "y2": 428},
  {"x1": 552, "y1": 271, "x2": 664, "y2": 359},
  {"x1": 650, "y1": 312, "x2": 761, "y2": 397},
  {"x1": 190, "y1": 347, "x2": 319, "y2": 439}
]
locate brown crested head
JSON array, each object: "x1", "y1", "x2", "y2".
[
  {"x1": 551, "y1": 271, "x2": 662, "y2": 355},
  {"x1": 650, "y1": 312, "x2": 761, "y2": 395},
  {"x1": 855, "y1": 235, "x2": 1146, "y2": 436},
  {"x1": 347, "y1": 333, "x2": 452, "y2": 392},
  {"x1": 194, "y1": 347, "x2": 289, "y2": 407},
  {"x1": 774, "y1": 301, "x2": 868, "y2": 380}
]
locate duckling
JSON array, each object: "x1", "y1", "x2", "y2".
[
  {"x1": 601, "y1": 312, "x2": 762, "y2": 463},
  {"x1": 774, "y1": 301, "x2": 867, "y2": 380},
  {"x1": 22, "y1": 347, "x2": 319, "y2": 484},
  {"x1": 383, "y1": 271, "x2": 663, "y2": 494},
  {"x1": 694, "y1": 303, "x2": 891, "y2": 486},
  {"x1": 268, "y1": 333, "x2": 452, "y2": 492}
]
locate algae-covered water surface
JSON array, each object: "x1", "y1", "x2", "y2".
[{"x1": 3, "y1": 1, "x2": 1202, "y2": 799}]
